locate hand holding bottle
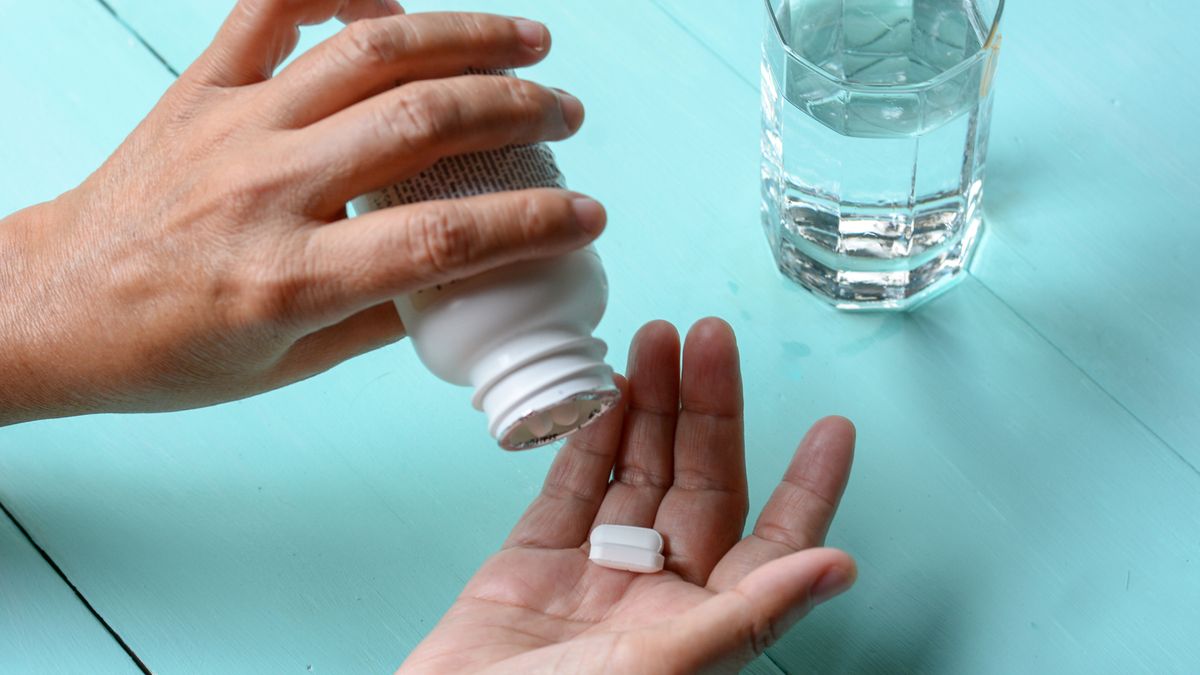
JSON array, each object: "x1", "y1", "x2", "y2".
[{"x1": 0, "y1": 2, "x2": 603, "y2": 425}]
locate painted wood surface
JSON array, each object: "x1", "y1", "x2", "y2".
[
  {"x1": 656, "y1": 0, "x2": 1200, "y2": 468},
  {"x1": 1, "y1": 1, "x2": 1197, "y2": 673},
  {"x1": 0, "y1": 1, "x2": 170, "y2": 672},
  {"x1": 0, "y1": 508, "x2": 138, "y2": 674},
  {"x1": 0, "y1": 506, "x2": 138, "y2": 667}
]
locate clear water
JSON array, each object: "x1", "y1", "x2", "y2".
[{"x1": 761, "y1": 0, "x2": 1000, "y2": 309}]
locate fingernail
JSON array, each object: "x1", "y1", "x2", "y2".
[
  {"x1": 380, "y1": 0, "x2": 404, "y2": 15},
  {"x1": 571, "y1": 197, "x2": 606, "y2": 235},
  {"x1": 554, "y1": 88, "x2": 585, "y2": 132},
  {"x1": 513, "y1": 19, "x2": 548, "y2": 52},
  {"x1": 811, "y1": 565, "x2": 853, "y2": 604}
]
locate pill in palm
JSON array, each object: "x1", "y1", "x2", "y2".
[{"x1": 588, "y1": 524, "x2": 664, "y2": 573}]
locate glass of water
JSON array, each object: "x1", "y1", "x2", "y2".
[{"x1": 761, "y1": 0, "x2": 1004, "y2": 310}]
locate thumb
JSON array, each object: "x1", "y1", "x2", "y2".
[{"x1": 643, "y1": 548, "x2": 856, "y2": 673}]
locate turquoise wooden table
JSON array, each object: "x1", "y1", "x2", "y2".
[{"x1": 2, "y1": 1, "x2": 1198, "y2": 673}]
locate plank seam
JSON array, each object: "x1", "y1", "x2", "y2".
[
  {"x1": 94, "y1": 0, "x2": 181, "y2": 78},
  {"x1": 971, "y1": 274, "x2": 1199, "y2": 477},
  {"x1": 648, "y1": 0, "x2": 757, "y2": 90},
  {"x1": 759, "y1": 649, "x2": 790, "y2": 674},
  {"x1": 0, "y1": 499, "x2": 152, "y2": 675}
]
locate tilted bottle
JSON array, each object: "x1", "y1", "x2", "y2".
[{"x1": 351, "y1": 91, "x2": 619, "y2": 450}]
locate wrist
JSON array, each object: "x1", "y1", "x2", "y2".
[{"x1": 0, "y1": 198, "x2": 88, "y2": 425}]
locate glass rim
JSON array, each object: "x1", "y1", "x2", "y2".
[{"x1": 764, "y1": 0, "x2": 1005, "y2": 93}]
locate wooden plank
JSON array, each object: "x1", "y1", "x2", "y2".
[
  {"x1": 100, "y1": 0, "x2": 224, "y2": 74},
  {"x1": 652, "y1": 0, "x2": 1200, "y2": 465},
  {"x1": 0, "y1": 0, "x2": 172, "y2": 212},
  {"x1": 2, "y1": 1, "x2": 1197, "y2": 674},
  {"x1": 102, "y1": 0, "x2": 339, "y2": 76},
  {"x1": 0, "y1": 507, "x2": 138, "y2": 674},
  {"x1": 0, "y1": 2, "x2": 173, "y2": 671}
]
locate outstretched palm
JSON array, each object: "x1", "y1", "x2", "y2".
[{"x1": 400, "y1": 319, "x2": 857, "y2": 674}]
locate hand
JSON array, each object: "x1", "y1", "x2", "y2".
[
  {"x1": 401, "y1": 319, "x2": 857, "y2": 674},
  {"x1": 0, "y1": 1, "x2": 601, "y2": 425}
]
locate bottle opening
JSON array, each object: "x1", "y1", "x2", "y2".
[{"x1": 499, "y1": 387, "x2": 621, "y2": 451}]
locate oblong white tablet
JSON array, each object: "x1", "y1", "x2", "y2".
[{"x1": 588, "y1": 524, "x2": 665, "y2": 573}]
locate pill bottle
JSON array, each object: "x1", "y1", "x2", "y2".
[{"x1": 350, "y1": 78, "x2": 620, "y2": 450}]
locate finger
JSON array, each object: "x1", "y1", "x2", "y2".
[
  {"x1": 338, "y1": 0, "x2": 403, "y2": 22},
  {"x1": 630, "y1": 549, "x2": 855, "y2": 672},
  {"x1": 293, "y1": 74, "x2": 583, "y2": 215},
  {"x1": 297, "y1": 189, "x2": 604, "y2": 322},
  {"x1": 268, "y1": 13, "x2": 551, "y2": 127},
  {"x1": 706, "y1": 417, "x2": 856, "y2": 593},
  {"x1": 271, "y1": 300, "x2": 404, "y2": 384},
  {"x1": 592, "y1": 322, "x2": 680, "y2": 529},
  {"x1": 653, "y1": 318, "x2": 748, "y2": 586},
  {"x1": 504, "y1": 377, "x2": 628, "y2": 550},
  {"x1": 192, "y1": 0, "x2": 403, "y2": 87}
]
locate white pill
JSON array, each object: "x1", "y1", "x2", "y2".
[
  {"x1": 588, "y1": 524, "x2": 664, "y2": 573},
  {"x1": 526, "y1": 412, "x2": 554, "y2": 437},
  {"x1": 550, "y1": 402, "x2": 580, "y2": 427}
]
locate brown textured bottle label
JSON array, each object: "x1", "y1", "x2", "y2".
[
  {"x1": 358, "y1": 70, "x2": 567, "y2": 315},
  {"x1": 357, "y1": 141, "x2": 565, "y2": 211},
  {"x1": 355, "y1": 69, "x2": 565, "y2": 213}
]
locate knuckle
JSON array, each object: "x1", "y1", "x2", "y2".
[
  {"x1": 384, "y1": 86, "x2": 454, "y2": 146},
  {"x1": 206, "y1": 161, "x2": 284, "y2": 220},
  {"x1": 176, "y1": 112, "x2": 240, "y2": 164},
  {"x1": 754, "y1": 521, "x2": 809, "y2": 552},
  {"x1": 748, "y1": 619, "x2": 780, "y2": 657},
  {"x1": 453, "y1": 12, "x2": 496, "y2": 45},
  {"x1": 502, "y1": 77, "x2": 555, "y2": 125},
  {"x1": 671, "y1": 467, "x2": 735, "y2": 494},
  {"x1": 407, "y1": 208, "x2": 473, "y2": 276},
  {"x1": 222, "y1": 242, "x2": 310, "y2": 329},
  {"x1": 540, "y1": 479, "x2": 593, "y2": 507},
  {"x1": 199, "y1": 170, "x2": 260, "y2": 221},
  {"x1": 731, "y1": 592, "x2": 780, "y2": 658},
  {"x1": 516, "y1": 193, "x2": 561, "y2": 243},
  {"x1": 737, "y1": 492, "x2": 751, "y2": 522},
  {"x1": 241, "y1": 272, "x2": 295, "y2": 326},
  {"x1": 614, "y1": 463, "x2": 672, "y2": 490},
  {"x1": 780, "y1": 475, "x2": 840, "y2": 513},
  {"x1": 235, "y1": 0, "x2": 307, "y2": 25},
  {"x1": 235, "y1": 0, "x2": 280, "y2": 17},
  {"x1": 338, "y1": 18, "x2": 404, "y2": 68}
]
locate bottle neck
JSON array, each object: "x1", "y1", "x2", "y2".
[{"x1": 472, "y1": 334, "x2": 619, "y2": 450}]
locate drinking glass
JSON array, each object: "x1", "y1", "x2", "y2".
[{"x1": 761, "y1": 0, "x2": 1004, "y2": 310}]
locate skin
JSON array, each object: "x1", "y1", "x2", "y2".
[
  {"x1": 400, "y1": 320, "x2": 856, "y2": 674},
  {"x1": 0, "y1": 0, "x2": 601, "y2": 424},
  {"x1": 0, "y1": 2, "x2": 858, "y2": 671}
]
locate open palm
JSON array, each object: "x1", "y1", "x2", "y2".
[{"x1": 399, "y1": 319, "x2": 857, "y2": 674}]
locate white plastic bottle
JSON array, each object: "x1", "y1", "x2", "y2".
[{"x1": 350, "y1": 94, "x2": 619, "y2": 450}]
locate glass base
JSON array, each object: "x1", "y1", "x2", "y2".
[{"x1": 773, "y1": 216, "x2": 983, "y2": 312}]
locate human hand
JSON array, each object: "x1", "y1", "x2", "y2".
[
  {"x1": 0, "y1": 1, "x2": 601, "y2": 425},
  {"x1": 400, "y1": 319, "x2": 856, "y2": 674}
]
